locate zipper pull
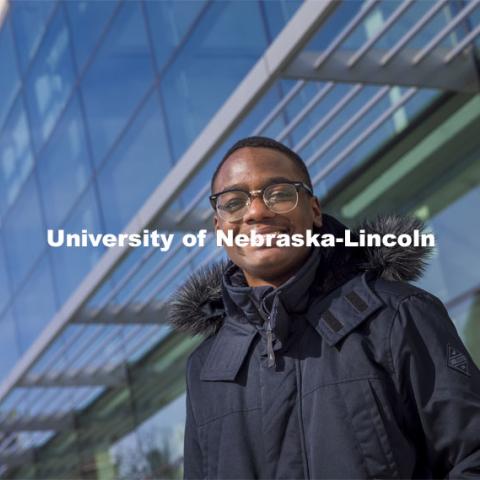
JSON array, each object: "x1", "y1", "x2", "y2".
[{"x1": 266, "y1": 317, "x2": 276, "y2": 368}]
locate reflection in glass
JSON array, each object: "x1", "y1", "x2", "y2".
[
  {"x1": 10, "y1": 0, "x2": 55, "y2": 73},
  {"x1": 0, "y1": 238, "x2": 10, "y2": 313},
  {"x1": 160, "y1": 1, "x2": 267, "y2": 159},
  {"x1": 49, "y1": 185, "x2": 104, "y2": 306},
  {"x1": 420, "y1": 185, "x2": 480, "y2": 303},
  {"x1": 0, "y1": 310, "x2": 20, "y2": 382},
  {"x1": 449, "y1": 295, "x2": 480, "y2": 368},
  {"x1": 144, "y1": 0, "x2": 205, "y2": 71},
  {"x1": 13, "y1": 256, "x2": 57, "y2": 353},
  {"x1": 2, "y1": 175, "x2": 45, "y2": 290},
  {"x1": 97, "y1": 91, "x2": 171, "y2": 234},
  {"x1": 37, "y1": 94, "x2": 92, "y2": 229},
  {"x1": 65, "y1": 0, "x2": 118, "y2": 71},
  {"x1": 24, "y1": 6, "x2": 76, "y2": 153},
  {"x1": 0, "y1": 96, "x2": 34, "y2": 215},
  {"x1": 261, "y1": 0, "x2": 302, "y2": 41},
  {"x1": 128, "y1": 394, "x2": 186, "y2": 479},
  {"x1": 0, "y1": 20, "x2": 20, "y2": 129},
  {"x1": 81, "y1": 1, "x2": 155, "y2": 165}
]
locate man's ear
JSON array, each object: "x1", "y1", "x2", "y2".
[
  {"x1": 213, "y1": 215, "x2": 219, "y2": 232},
  {"x1": 312, "y1": 196, "x2": 322, "y2": 228}
]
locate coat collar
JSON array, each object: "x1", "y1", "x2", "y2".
[
  {"x1": 199, "y1": 271, "x2": 383, "y2": 381},
  {"x1": 168, "y1": 214, "x2": 432, "y2": 339},
  {"x1": 221, "y1": 247, "x2": 322, "y2": 320}
]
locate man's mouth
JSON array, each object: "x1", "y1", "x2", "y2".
[{"x1": 246, "y1": 228, "x2": 291, "y2": 247}]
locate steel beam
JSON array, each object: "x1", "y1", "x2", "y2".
[
  {"x1": 72, "y1": 301, "x2": 168, "y2": 325},
  {"x1": 18, "y1": 367, "x2": 127, "y2": 388},
  {"x1": 283, "y1": 48, "x2": 480, "y2": 93},
  {"x1": 0, "y1": 413, "x2": 74, "y2": 432},
  {"x1": 0, "y1": 0, "x2": 338, "y2": 405}
]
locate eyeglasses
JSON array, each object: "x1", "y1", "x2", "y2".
[{"x1": 209, "y1": 181, "x2": 313, "y2": 222}]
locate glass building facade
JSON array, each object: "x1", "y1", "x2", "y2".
[{"x1": 0, "y1": 1, "x2": 479, "y2": 478}]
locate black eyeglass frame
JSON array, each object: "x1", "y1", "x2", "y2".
[{"x1": 209, "y1": 181, "x2": 314, "y2": 212}]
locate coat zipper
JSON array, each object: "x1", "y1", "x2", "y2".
[{"x1": 265, "y1": 316, "x2": 276, "y2": 368}]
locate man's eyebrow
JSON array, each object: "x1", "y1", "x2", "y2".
[{"x1": 220, "y1": 177, "x2": 296, "y2": 192}]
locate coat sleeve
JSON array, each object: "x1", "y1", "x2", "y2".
[
  {"x1": 390, "y1": 292, "x2": 480, "y2": 478},
  {"x1": 184, "y1": 358, "x2": 205, "y2": 480}
]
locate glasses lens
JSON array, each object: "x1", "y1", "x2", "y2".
[
  {"x1": 216, "y1": 191, "x2": 249, "y2": 221},
  {"x1": 264, "y1": 183, "x2": 298, "y2": 213}
]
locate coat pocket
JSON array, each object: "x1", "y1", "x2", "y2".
[{"x1": 339, "y1": 378, "x2": 400, "y2": 479}]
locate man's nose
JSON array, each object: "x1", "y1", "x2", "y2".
[{"x1": 242, "y1": 195, "x2": 275, "y2": 223}]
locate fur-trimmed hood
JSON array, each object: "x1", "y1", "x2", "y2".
[{"x1": 168, "y1": 214, "x2": 433, "y2": 337}]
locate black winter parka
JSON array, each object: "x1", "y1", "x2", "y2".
[{"x1": 170, "y1": 215, "x2": 480, "y2": 479}]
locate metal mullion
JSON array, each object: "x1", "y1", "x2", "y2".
[
  {"x1": 112, "y1": 324, "x2": 160, "y2": 365},
  {"x1": 294, "y1": 84, "x2": 364, "y2": 153},
  {"x1": 69, "y1": 385, "x2": 102, "y2": 413},
  {"x1": 42, "y1": 324, "x2": 108, "y2": 380},
  {"x1": 27, "y1": 387, "x2": 71, "y2": 421},
  {"x1": 253, "y1": 80, "x2": 306, "y2": 135},
  {"x1": 9, "y1": 328, "x2": 84, "y2": 419},
  {"x1": 122, "y1": 248, "x2": 219, "y2": 361},
  {"x1": 34, "y1": 323, "x2": 96, "y2": 377},
  {"x1": 18, "y1": 386, "x2": 50, "y2": 418},
  {"x1": 380, "y1": 0, "x2": 449, "y2": 66},
  {"x1": 413, "y1": 0, "x2": 480, "y2": 64},
  {"x1": 136, "y1": 235, "x2": 216, "y2": 314},
  {"x1": 275, "y1": 82, "x2": 335, "y2": 142},
  {"x1": 12, "y1": 238, "x2": 180, "y2": 398},
  {"x1": 83, "y1": 246, "x2": 159, "y2": 322},
  {"x1": 443, "y1": 23, "x2": 480, "y2": 63},
  {"x1": 123, "y1": 325, "x2": 167, "y2": 363},
  {"x1": 110, "y1": 240, "x2": 184, "y2": 317},
  {"x1": 311, "y1": 87, "x2": 417, "y2": 185},
  {"x1": 0, "y1": 0, "x2": 337, "y2": 407},
  {"x1": 175, "y1": 184, "x2": 211, "y2": 225},
  {"x1": 348, "y1": 0, "x2": 415, "y2": 68},
  {"x1": 314, "y1": 0, "x2": 379, "y2": 69},
  {"x1": 305, "y1": 86, "x2": 390, "y2": 167},
  {"x1": 66, "y1": 325, "x2": 123, "y2": 375}
]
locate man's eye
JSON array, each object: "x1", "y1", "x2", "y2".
[
  {"x1": 269, "y1": 191, "x2": 294, "y2": 202},
  {"x1": 221, "y1": 198, "x2": 245, "y2": 212}
]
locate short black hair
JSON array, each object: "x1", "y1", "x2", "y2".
[{"x1": 211, "y1": 136, "x2": 313, "y2": 193}]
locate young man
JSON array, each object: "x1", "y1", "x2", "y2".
[{"x1": 170, "y1": 136, "x2": 480, "y2": 479}]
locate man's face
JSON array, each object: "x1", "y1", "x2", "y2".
[{"x1": 212, "y1": 147, "x2": 322, "y2": 287}]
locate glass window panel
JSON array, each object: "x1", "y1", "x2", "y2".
[
  {"x1": 0, "y1": 310, "x2": 20, "y2": 382},
  {"x1": 0, "y1": 95, "x2": 34, "y2": 217},
  {"x1": 304, "y1": 1, "x2": 363, "y2": 52},
  {"x1": 449, "y1": 296, "x2": 480, "y2": 368},
  {"x1": 133, "y1": 393, "x2": 186, "y2": 479},
  {"x1": 49, "y1": 185, "x2": 104, "y2": 306},
  {"x1": 0, "y1": 20, "x2": 20, "y2": 129},
  {"x1": 81, "y1": 1, "x2": 155, "y2": 166},
  {"x1": 65, "y1": 0, "x2": 118, "y2": 71},
  {"x1": 97, "y1": 91, "x2": 172, "y2": 234},
  {"x1": 2, "y1": 174, "x2": 45, "y2": 290},
  {"x1": 160, "y1": 1, "x2": 268, "y2": 159},
  {"x1": 418, "y1": 185, "x2": 480, "y2": 304},
  {"x1": 37, "y1": 93, "x2": 92, "y2": 229},
  {"x1": 261, "y1": 0, "x2": 302, "y2": 41},
  {"x1": 0, "y1": 237, "x2": 11, "y2": 313},
  {"x1": 144, "y1": 0, "x2": 206, "y2": 71},
  {"x1": 24, "y1": 6, "x2": 76, "y2": 153},
  {"x1": 10, "y1": 0, "x2": 55, "y2": 73},
  {"x1": 13, "y1": 255, "x2": 57, "y2": 353}
]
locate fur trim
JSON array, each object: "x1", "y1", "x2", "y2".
[
  {"x1": 168, "y1": 214, "x2": 433, "y2": 336},
  {"x1": 168, "y1": 261, "x2": 226, "y2": 337},
  {"x1": 357, "y1": 215, "x2": 432, "y2": 282}
]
